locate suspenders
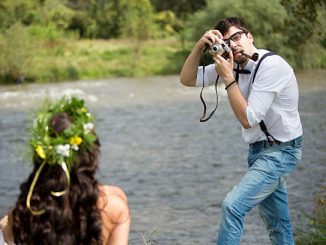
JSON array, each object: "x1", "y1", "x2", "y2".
[{"x1": 251, "y1": 52, "x2": 281, "y2": 146}]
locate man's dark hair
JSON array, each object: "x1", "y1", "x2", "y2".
[{"x1": 214, "y1": 16, "x2": 249, "y2": 36}]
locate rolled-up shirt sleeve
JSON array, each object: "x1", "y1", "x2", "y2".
[
  {"x1": 246, "y1": 56, "x2": 288, "y2": 127},
  {"x1": 196, "y1": 64, "x2": 219, "y2": 87},
  {"x1": 247, "y1": 91, "x2": 276, "y2": 127}
]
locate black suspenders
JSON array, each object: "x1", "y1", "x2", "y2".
[{"x1": 252, "y1": 52, "x2": 281, "y2": 146}]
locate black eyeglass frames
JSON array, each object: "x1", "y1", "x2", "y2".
[{"x1": 223, "y1": 31, "x2": 246, "y2": 45}]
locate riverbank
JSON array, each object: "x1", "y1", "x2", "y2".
[{"x1": 0, "y1": 37, "x2": 189, "y2": 84}]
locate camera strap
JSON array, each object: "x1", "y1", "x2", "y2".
[
  {"x1": 199, "y1": 60, "x2": 242, "y2": 122},
  {"x1": 199, "y1": 63, "x2": 219, "y2": 122},
  {"x1": 252, "y1": 51, "x2": 281, "y2": 146}
]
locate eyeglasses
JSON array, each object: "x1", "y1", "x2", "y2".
[{"x1": 223, "y1": 31, "x2": 246, "y2": 45}]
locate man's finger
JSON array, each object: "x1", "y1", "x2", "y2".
[{"x1": 228, "y1": 50, "x2": 234, "y2": 64}]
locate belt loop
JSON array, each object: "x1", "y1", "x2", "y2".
[
  {"x1": 263, "y1": 140, "x2": 268, "y2": 148},
  {"x1": 293, "y1": 137, "x2": 299, "y2": 147}
]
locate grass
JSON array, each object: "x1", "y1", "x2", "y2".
[
  {"x1": 5, "y1": 37, "x2": 190, "y2": 84},
  {"x1": 295, "y1": 186, "x2": 326, "y2": 244}
]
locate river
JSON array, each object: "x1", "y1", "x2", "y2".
[{"x1": 0, "y1": 71, "x2": 325, "y2": 244}]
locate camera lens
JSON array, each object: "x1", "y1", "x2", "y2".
[{"x1": 210, "y1": 44, "x2": 223, "y2": 54}]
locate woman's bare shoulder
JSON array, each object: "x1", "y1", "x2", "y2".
[
  {"x1": 102, "y1": 185, "x2": 128, "y2": 202},
  {"x1": 98, "y1": 185, "x2": 130, "y2": 224}
]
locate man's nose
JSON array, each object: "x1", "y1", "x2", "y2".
[{"x1": 229, "y1": 39, "x2": 237, "y2": 48}]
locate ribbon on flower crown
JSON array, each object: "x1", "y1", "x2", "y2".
[{"x1": 26, "y1": 161, "x2": 71, "y2": 215}]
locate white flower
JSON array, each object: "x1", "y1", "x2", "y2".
[
  {"x1": 71, "y1": 144, "x2": 79, "y2": 151},
  {"x1": 83, "y1": 122, "x2": 94, "y2": 133},
  {"x1": 56, "y1": 144, "x2": 70, "y2": 157},
  {"x1": 86, "y1": 112, "x2": 92, "y2": 118}
]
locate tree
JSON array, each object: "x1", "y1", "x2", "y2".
[
  {"x1": 281, "y1": 0, "x2": 325, "y2": 47},
  {"x1": 0, "y1": 0, "x2": 38, "y2": 30},
  {"x1": 119, "y1": 0, "x2": 154, "y2": 40},
  {"x1": 150, "y1": 0, "x2": 206, "y2": 19},
  {"x1": 0, "y1": 23, "x2": 36, "y2": 83},
  {"x1": 280, "y1": 0, "x2": 326, "y2": 68},
  {"x1": 187, "y1": 0, "x2": 286, "y2": 51}
]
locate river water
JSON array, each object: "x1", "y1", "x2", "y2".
[{"x1": 0, "y1": 71, "x2": 325, "y2": 244}]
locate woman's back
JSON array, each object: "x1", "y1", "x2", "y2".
[
  {"x1": 0, "y1": 185, "x2": 130, "y2": 245},
  {"x1": 98, "y1": 185, "x2": 130, "y2": 244}
]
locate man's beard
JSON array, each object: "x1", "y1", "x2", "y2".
[{"x1": 234, "y1": 53, "x2": 248, "y2": 65}]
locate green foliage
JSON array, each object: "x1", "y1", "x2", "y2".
[
  {"x1": 66, "y1": 0, "x2": 157, "y2": 39},
  {"x1": 281, "y1": 0, "x2": 323, "y2": 47},
  {"x1": 30, "y1": 96, "x2": 96, "y2": 168},
  {"x1": 0, "y1": 0, "x2": 74, "y2": 30},
  {"x1": 150, "y1": 0, "x2": 206, "y2": 19},
  {"x1": 0, "y1": 0, "x2": 325, "y2": 84},
  {"x1": 0, "y1": 0, "x2": 38, "y2": 30},
  {"x1": 85, "y1": 0, "x2": 123, "y2": 39},
  {"x1": 153, "y1": 11, "x2": 183, "y2": 38},
  {"x1": 28, "y1": 24, "x2": 76, "y2": 41},
  {"x1": 280, "y1": 0, "x2": 326, "y2": 68},
  {"x1": 0, "y1": 38, "x2": 183, "y2": 84},
  {"x1": 295, "y1": 186, "x2": 326, "y2": 244},
  {"x1": 187, "y1": 0, "x2": 286, "y2": 46},
  {"x1": 37, "y1": 0, "x2": 75, "y2": 29},
  {"x1": 0, "y1": 23, "x2": 37, "y2": 83},
  {"x1": 119, "y1": 0, "x2": 154, "y2": 40},
  {"x1": 184, "y1": 0, "x2": 326, "y2": 69},
  {"x1": 68, "y1": 10, "x2": 96, "y2": 38}
]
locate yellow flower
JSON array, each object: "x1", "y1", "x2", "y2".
[
  {"x1": 81, "y1": 107, "x2": 87, "y2": 113},
  {"x1": 70, "y1": 136, "x2": 83, "y2": 146},
  {"x1": 35, "y1": 145, "x2": 46, "y2": 159}
]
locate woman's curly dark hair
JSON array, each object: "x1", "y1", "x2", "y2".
[{"x1": 11, "y1": 112, "x2": 103, "y2": 245}]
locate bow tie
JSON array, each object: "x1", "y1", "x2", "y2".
[{"x1": 233, "y1": 68, "x2": 251, "y2": 74}]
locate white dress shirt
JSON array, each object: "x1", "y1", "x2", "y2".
[{"x1": 196, "y1": 48, "x2": 303, "y2": 143}]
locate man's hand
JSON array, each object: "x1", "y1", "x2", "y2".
[
  {"x1": 180, "y1": 29, "x2": 224, "y2": 87},
  {"x1": 212, "y1": 50, "x2": 235, "y2": 84},
  {"x1": 212, "y1": 50, "x2": 250, "y2": 128},
  {"x1": 195, "y1": 30, "x2": 223, "y2": 50}
]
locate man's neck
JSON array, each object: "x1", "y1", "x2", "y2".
[{"x1": 240, "y1": 59, "x2": 249, "y2": 68}]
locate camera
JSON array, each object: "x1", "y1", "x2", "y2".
[{"x1": 209, "y1": 40, "x2": 231, "y2": 58}]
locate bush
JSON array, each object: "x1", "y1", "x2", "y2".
[
  {"x1": 295, "y1": 186, "x2": 326, "y2": 244},
  {"x1": 0, "y1": 23, "x2": 37, "y2": 83}
]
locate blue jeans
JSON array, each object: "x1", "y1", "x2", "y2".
[{"x1": 216, "y1": 136, "x2": 302, "y2": 245}]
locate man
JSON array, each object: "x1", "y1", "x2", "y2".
[{"x1": 180, "y1": 16, "x2": 303, "y2": 244}]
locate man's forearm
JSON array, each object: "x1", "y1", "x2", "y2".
[{"x1": 180, "y1": 46, "x2": 203, "y2": 87}]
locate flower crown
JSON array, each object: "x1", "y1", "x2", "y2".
[{"x1": 27, "y1": 96, "x2": 97, "y2": 215}]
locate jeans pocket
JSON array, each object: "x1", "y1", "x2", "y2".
[
  {"x1": 280, "y1": 146, "x2": 302, "y2": 175},
  {"x1": 247, "y1": 148, "x2": 262, "y2": 167}
]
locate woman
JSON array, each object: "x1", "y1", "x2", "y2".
[{"x1": 0, "y1": 97, "x2": 130, "y2": 244}]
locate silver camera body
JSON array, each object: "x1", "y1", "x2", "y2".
[{"x1": 209, "y1": 40, "x2": 231, "y2": 58}]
